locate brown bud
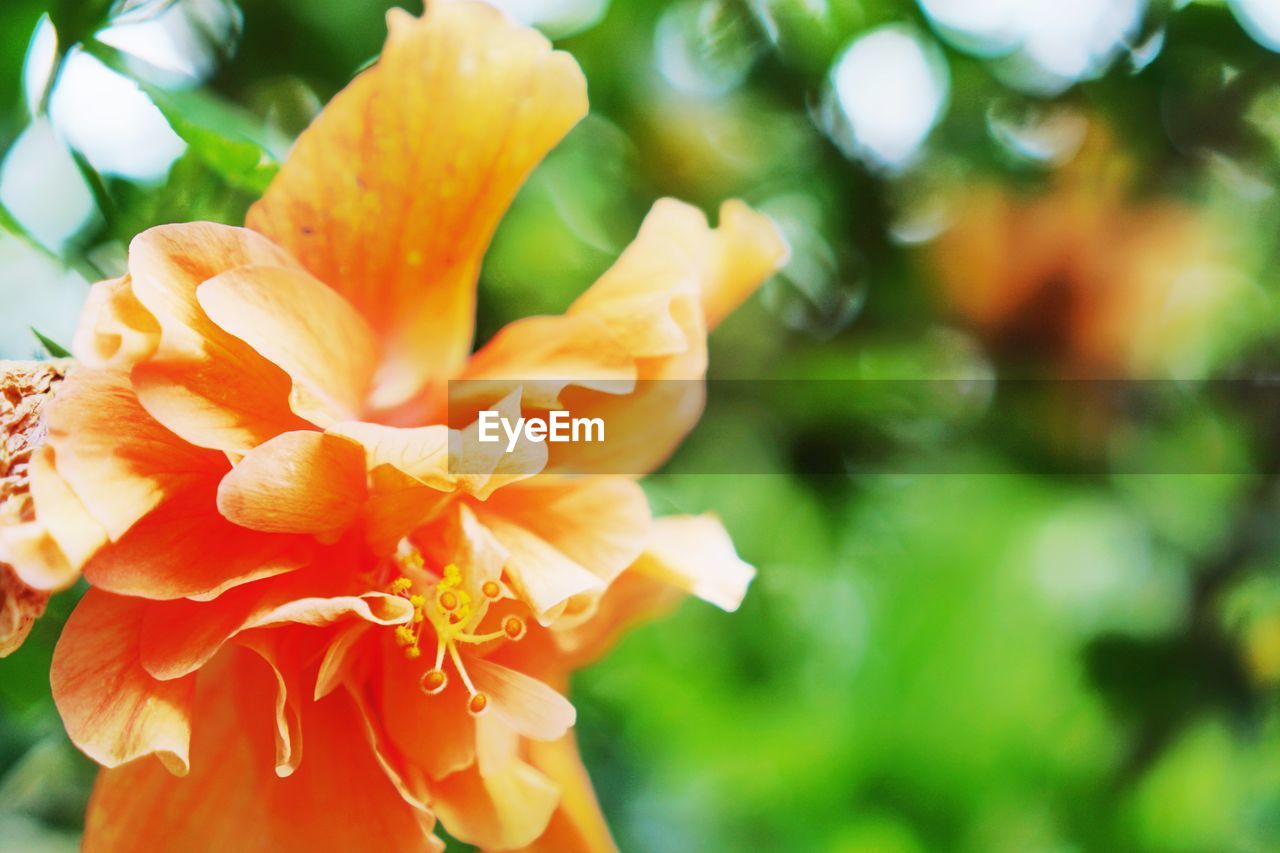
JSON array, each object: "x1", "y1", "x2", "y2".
[{"x1": 0, "y1": 360, "x2": 67, "y2": 657}]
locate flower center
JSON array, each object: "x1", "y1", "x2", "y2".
[{"x1": 388, "y1": 551, "x2": 525, "y2": 717}]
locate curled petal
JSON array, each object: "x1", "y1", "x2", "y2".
[
  {"x1": 140, "y1": 574, "x2": 412, "y2": 681},
  {"x1": 1, "y1": 447, "x2": 107, "y2": 592},
  {"x1": 481, "y1": 514, "x2": 604, "y2": 623},
  {"x1": 51, "y1": 589, "x2": 196, "y2": 775},
  {"x1": 127, "y1": 222, "x2": 311, "y2": 451},
  {"x1": 72, "y1": 275, "x2": 160, "y2": 370},
  {"x1": 464, "y1": 199, "x2": 787, "y2": 475},
  {"x1": 198, "y1": 265, "x2": 378, "y2": 426}
]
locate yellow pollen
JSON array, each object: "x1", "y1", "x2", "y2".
[{"x1": 386, "y1": 554, "x2": 523, "y2": 710}]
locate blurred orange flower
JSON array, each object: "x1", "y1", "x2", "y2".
[
  {"x1": 8, "y1": 2, "x2": 786, "y2": 850},
  {"x1": 928, "y1": 129, "x2": 1239, "y2": 377}
]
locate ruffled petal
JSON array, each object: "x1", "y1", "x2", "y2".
[
  {"x1": 198, "y1": 265, "x2": 378, "y2": 426},
  {"x1": 126, "y1": 222, "x2": 311, "y2": 451},
  {"x1": 139, "y1": 568, "x2": 412, "y2": 681},
  {"x1": 72, "y1": 275, "x2": 161, "y2": 370},
  {"x1": 462, "y1": 199, "x2": 787, "y2": 475},
  {"x1": 44, "y1": 368, "x2": 226, "y2": 540},
  {"x1": 216, "y1": 431, "x2": 367, "y2": 536},
  {"x1": 449, "y1": 388, "x2": 549, "y2": 501},
  {"x1": 327, "y1": 422, "x2": 455, "y2": 553},
  {"x1": 0, "y1": 446, "x2": 107, "y2": 591},
  {"x1": 480, "y1": 513, "x2": 605, "y2": 623},
  {"x1": 51, "y1": 589, "x2": 196, "y2": 774},
  {"x1": 83, "y1": 649, "x2": 438, "y2": 853},
  {"x1": 247, "y1": 1, "x2": 588, "y2": 408}
]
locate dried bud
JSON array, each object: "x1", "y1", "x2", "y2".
[{"x1": 0, "y1": 360, "x2": 67, "y2": 657}]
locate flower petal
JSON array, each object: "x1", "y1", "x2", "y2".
[
  {"x1": 83, "y1": 482, "x2": 310, "y2": 601},
  {"x1": 480, "y1": 476, "x2": 651, "y2": 588},
  {"x1": 198, "y1": 265, "x2": 378, "y2": 426},
  {"x1": 83, "y1": 650, "x2": 438, "y2": 853},
  {"x1": 216, "y1": 430, "x2": 367, "y2": 536},
  {"x1": 463, "y1": 199, "x2": 787, "y2": 475},
  {"x1": 139, "y1": 568, "x2": 411, "y2": 681},
  {"x1": 521, "y1": 734, "x2": 617, "y2": 853},
  {"x1": 247, "y1": 2, "x2": 588, "y2": 408},
  {"x1": 635, "y1": 515, "x2": 756, "y2": 612},
  {"x1": 480, "y1": 513, "x2": 605, "y2": 623},
  {"x1": 328, "y1": 422, "x2": 452, "y2": 489},
  {"x1": 466, "y1": 656, "x2": 576, "y2": 742},
  {"x1": 380, "y1": 642, "x2": 478, "y2": 781},
  {"x1": 51, "y1": 589, "x2": 196, "y2": 774},
  {"x1": 44, "y1": 368, "x2": 226, "y2": 541},
  {"x1": 430, "y1": 759, "x2": 560, "y2": 851},
  {"x1": 72, "y1": 275, "x2": 161, "y2": 370},
  {"x1": 1, "y1": 446, "x2": 107, "y2": 591},
  {"x1": 127, "y1": 222, "x2": 311, "y2": 451}
]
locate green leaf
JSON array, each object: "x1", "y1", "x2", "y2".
[
  {"x1": 142, "y1": 85, "x2": 281, "y2": 195},
  {"x1": 81, "y1": 39, "x2": 281, "y2": 195},
  {"x1": 31, "y1": 327, "x2": 71, "y2": 358}
]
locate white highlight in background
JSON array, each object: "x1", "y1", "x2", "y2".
[{"x1": 828, "y1": 26, "x2": 950, "y2": 172}]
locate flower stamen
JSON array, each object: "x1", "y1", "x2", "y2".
[{"x1": 387, "y1": 555, "x2": 516, "y2": 716}]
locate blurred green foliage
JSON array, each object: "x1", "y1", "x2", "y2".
[{"x1": 4, "y1": 1, "x2": 1280, "y2": 851}]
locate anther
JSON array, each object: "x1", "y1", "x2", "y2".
[
  {"x1": 503, "y1": 616, "x2": 526, "y2": 641},
  {"x1": 421, "y1": 669, "x2": 448, "y2": 695},
  {"x1": 394, "y1": 625, "x2": 416, "y2": 646},
  {"x1": 390, "y1": 577, "x2": 413, "y2": 594},
  {"x1": 467, "y1": 693, "x2": 489, "y2": 716},
  {"x1": 404, "y1": 646, "x2": 422, "y2": 660}
]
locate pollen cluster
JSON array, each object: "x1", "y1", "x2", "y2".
[{"x1": 388, "y1": 549, "x2": 526, "y2": 716}]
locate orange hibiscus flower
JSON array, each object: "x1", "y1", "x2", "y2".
[{"x1": 6, "y1": 2, "x2": 786, "y2": 850}]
